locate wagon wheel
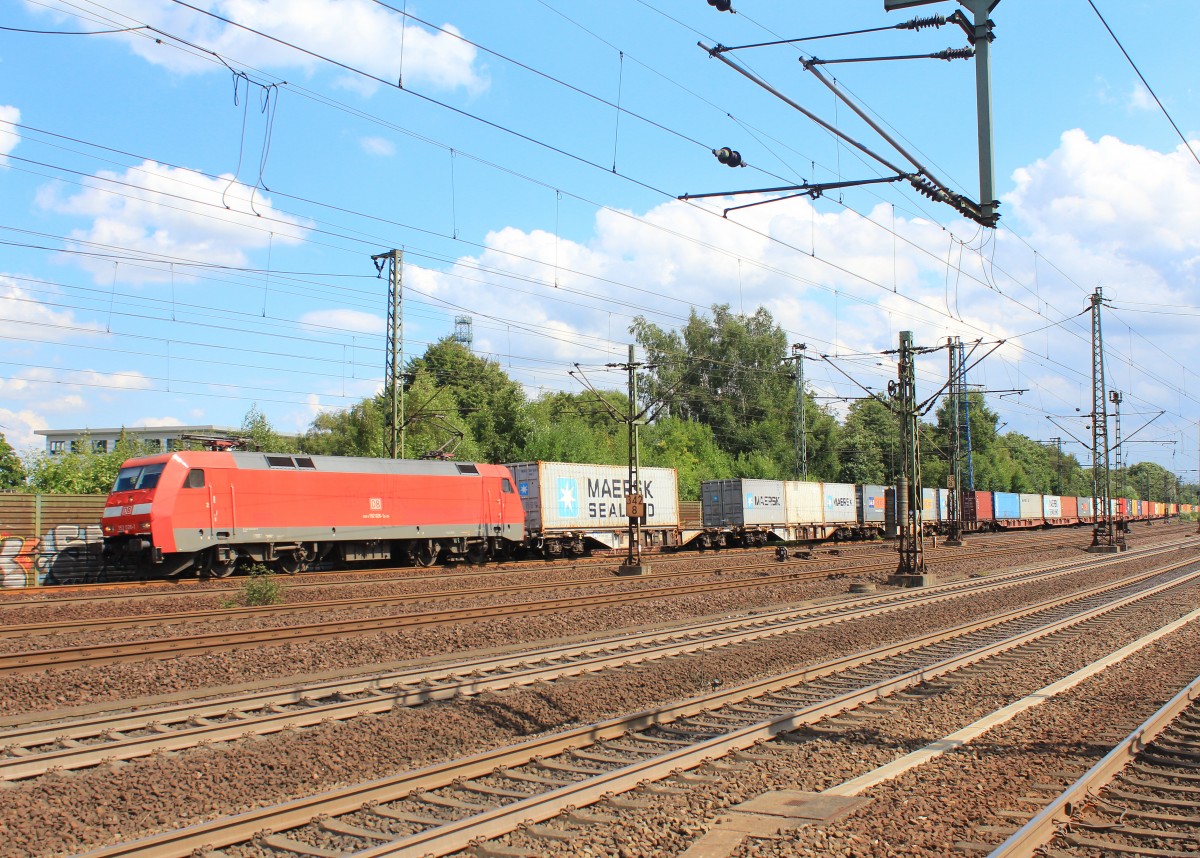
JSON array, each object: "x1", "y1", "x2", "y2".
[
  {"x1": 410, "y1": 539, "x2": 440, "y2": 568},
  {"x1": 275, "y1": 545, "x2": 312, "y2": 575}
]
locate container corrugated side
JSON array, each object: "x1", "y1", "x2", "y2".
[
  {"x1": 1077, "y1": 496, "x2": 1094, "y2": 517},
  {"x1": 508, "y1": 462, "x2": 679, "y2": 532},
  {"x1": 1061, "y1": 495, "x2": 1078, "y2": 518},
  {"x1": 994, "y1": 492, "x2": 1021, "y2": 520},
  {"x1": 822, "y1": 482, "x2": 857, "y2": 523},
  {"x1": 1018, "y1": 493, "x2": 1042, "y2": 520},
  {"x1": 973, "y1": 490, "x2": 994, "y2": 522},
  {"x1": 859, "y1": 484, "x2": 887, "y2": 523},
  {"x1": 1043, "y1": 495, "x2": 1062, "y2": 518},
  {"x1": 921, "y1": 488, "x2": 936, "y2": 517},
  {"x1": 739, "y1": 479, "x2": 788, "y2": 526},
  {"x1": 938, "y1": 489, "x2": 949, "y2": 522},
  {"x1": 784, "y1": 481, "x2": 823, "y2": 525},
  {"x1": 701, "y1": 480, "x2": 740, "y2": 528}
]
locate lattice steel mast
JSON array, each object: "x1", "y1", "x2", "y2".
[{"x1": 1089, "y1": 287, "x2": 1117, "y2": 552}]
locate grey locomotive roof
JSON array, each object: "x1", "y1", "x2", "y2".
[{"x1": 226, "y1": 452, "x2": 488, "y2": 476}]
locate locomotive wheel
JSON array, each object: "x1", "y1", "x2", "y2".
[
  {"x1": 465, "y1": 543, "x2": 488, "y2": 565},
  {"x1": 410, "y1": 540, "x2": 440, "y2": 567},
  {"x1": 211, "y1": 559, "x2": 236, "y2": 578}
]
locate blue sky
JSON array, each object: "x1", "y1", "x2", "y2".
[{"x1": 2, "y1": 0, "x2": 1199, "y2": 482}]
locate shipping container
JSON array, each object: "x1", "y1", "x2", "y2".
[
  {"x1": 511, "y1": 462, "x2": 680, "y2": 534},
  {"x1": 1060, "y1": 495, "x2": 1078, "y2": 519},
  {"x1": 784, "y1": 480, "x2": 824, "y2": 525},
  {"x1": 823, "y1": 482, "x2": 857, "y2": 523},
  {"x1": 922, "y1": 488, "x2": 937, "y2": 519},
  {"x1": 938, "y1": 489, "x2": 950, "y2": 522},
  {"x1": 962, "y1": 490, "x2": 979, "y2": 524},
  {"x1": 858, "y1": 484, "x2": 888, "y2": 524},
  {"x1": 700, "y1": 478, "x2": 785, "y2": 528},
  {"x1": 994, "y1": 492, "x2": 1021, "y2": 520},
  {"x1": 1078, "y1": 496, "x2": 1094, "y2": 518},
  {"x1": 1018, "y1": 493, "x2": 1042, "y2": 520},
  {"x1": 1043, "y1": 495, "x2": 1063, "y2": 519},
  {"x1": 971, "y1": 490, "x2": 993, "y2": 523}
]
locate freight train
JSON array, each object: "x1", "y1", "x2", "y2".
[{"x1": 101, "y1": 450, "x2": 1188, "y2": 577}]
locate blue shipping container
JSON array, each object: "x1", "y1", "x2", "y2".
[{"x1": 994, "y1": 491, "x2": 1021, "y2": 520}]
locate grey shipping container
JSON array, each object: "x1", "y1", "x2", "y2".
[{"x1": 701, "y1": 478, "x2": 787, "y2": 528}]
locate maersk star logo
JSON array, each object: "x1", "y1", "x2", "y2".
[
  {"x1": 557, "y1": 478, "x2": 579, "y2": 518},
  {"x1": 744, "y1": 492, "x2": 754, "y2": 509}
]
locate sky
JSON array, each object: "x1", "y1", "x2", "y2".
[{"x1": 2, "y1": 0, "x2": 1199, "y2": 484}]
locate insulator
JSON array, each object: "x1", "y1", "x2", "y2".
[
  {"x1": 910, "y1": 178, "x2": 949, "y2": 203},
  {"x1": 898, "y1": 14, "x2": 945, "y2": 31},
  {"x1": 714, "y1": 147, "x2": 743, "y2": 167},
  {"x1": 706, "y1": 0, "x2": 733, "y2": 11},
  {"x1": 936, "y1": 47, "x2": 975, "y2": 61}
]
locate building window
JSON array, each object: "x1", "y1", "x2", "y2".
[
  {"x1": 145, "y1": 438, "x2": 162, "y2": 452},
  {"x1": 70, "y1": 440, "x2": 82, "y2": 453},
  {"x1": 49, "y1": 440, "x2": 66, "y2": 454},
  {"x1": 167, "y1": 438, "x2": 183, "y2": 452},
  {"x1": 93, "y1": 440, "x2": 108, "y2": 454}
]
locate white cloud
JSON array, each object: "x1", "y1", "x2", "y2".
[
  {"x1": 37, "y1": 1, "x2": 487, "y2": 94},
  {"x1": 298, "y1": 308, "x2": 383, "y2": 335},
  {"x1": 0, "y1": 105, "x2": 19, "y2": 161},
  {"x1": 0, "y1": 275, "x2": 105, "y2": 341},
  {"x1": 1128, "y1": 83, "x2": 1155, "y2": 112},
  {"x1": 132, "y1": 416, "x2": 185, "y2": 428},
  {"x1": 36, "y1": 160, "x2": 309, "y2": 283},
  {"x1": 360, "y1": 136, "x2": 395, "y2": 156},
  {"x1": 0, "y1": 408, "x2": 47, "y2": 454}
]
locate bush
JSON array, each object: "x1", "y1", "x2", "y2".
[{"x1": 222, "y1": 563, "x2": 285, "y2": 607}]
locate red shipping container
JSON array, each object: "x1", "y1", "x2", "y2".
[
  {"x1": 971, "y1": 490, "x2": 994, "y2": 524},
  {"x1": 1118, "y1": 498, "x2": 1128, "y2": 516},
  {"x1": 1060, "y1": 495, "x2": 1078, "y2": 519}
]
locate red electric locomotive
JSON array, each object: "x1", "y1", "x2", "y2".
[{"x1": 102, "y1": 451, "x2": 526, "y2": 577}]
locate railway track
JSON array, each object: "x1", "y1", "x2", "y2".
[
  {"x1": 0, "y1": 527, "x2": 1108, "y2": 610},
  {"x1": 0, "y1": 533, "x2": 1155, "y2": 671},
  {"x1": 0, "y1": 533, "x2": 1090, "y2": 638},
  {"x1": 991, "y1": 673, "x2": 1200, "y2": 857},
  {"x1": 71, "y1": 553, "x2": 1200, "y2": 858},
  {"x1": 1, "y1": 541, "x2": 1189, "y2": 781}
]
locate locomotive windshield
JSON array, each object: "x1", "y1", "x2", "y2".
[{"x1": 113, "y1": 463, "x2": 166, "y2": 492}]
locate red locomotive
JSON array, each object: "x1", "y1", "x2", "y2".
[{"x1": 101, "y1": 451, "x2": 525, "y2": 577}]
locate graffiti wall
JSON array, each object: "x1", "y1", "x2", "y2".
[{"x1": 0, "y1": 494, "x2": 109, "y2": 587}]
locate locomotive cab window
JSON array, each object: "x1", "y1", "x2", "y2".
[
  {"x1": 112, "y1": 463, "x2": 166, "y2": 492},
  {"x1": 184, "y1": 469, "x2": 205, "y2": 489},
  {"x1": 502, "y1": 479, "x2": 515, "y2": 494}
]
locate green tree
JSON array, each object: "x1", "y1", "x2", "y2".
[
  {"x1": 304, "y1": 397, "x2": 386, "y2": 457},
  {"x1": 516, "y1": 391, "x2": 624, "y2": 464},
  {"x1": 24, "y1": 431, "x2": 154, "y2": 494},
  {"x1": 633, "y1": 304, "x2": 797, "y2": 477},
  {"x1": 407, "y1": 339, "x2": 530, "y2": 462},
  {"x1": 241, "y1": 404, "x2": 295, "y2": 453},
  {"x1": 642, "y1": 416, "x2": 734, "y2": 500},
  {"x1": 0, "y1": 432, "x2": 25, "y2": 490},
  {"x1": 838, "y1": 398, "x2": 900, "y2": 485}
]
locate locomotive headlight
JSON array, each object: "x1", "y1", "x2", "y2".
[{"x1": 140, "y1": 522, "x2": 151, "y2": 531}]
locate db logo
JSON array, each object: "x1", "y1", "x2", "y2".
[
  {"x1": 369, "y1": 498, "x2": 383, "y2": 510},
  {"x1": 122, "y1": 505, "x2": 134, "y2": 516}
]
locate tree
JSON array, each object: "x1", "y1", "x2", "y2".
[
  {"x1": 0, "y1": 432, "x2": 25, "y2": 490},
  {"x1": 241, "y1": 404, "x2": 295, "y2": 453},
  {"x1": 406, "y1": 339, "x2": 530, "y2": 462},
  {"x1": 838, "y1": 398, "x2": 899, "y2": 485},
  {"x1": 516, "y1": 391, "x2": 624, "y2": 465},
  {"x1": 634, "y1": 304, "x2": 797, "y2": 478},
  {"x1": 24, "y1": 431, "x2": 155, "y2": 494}
]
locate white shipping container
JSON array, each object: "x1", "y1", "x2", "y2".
[
  {"x1": 784, "y1": 480, "x2": 824, "y2": 525},
  {"x1": 1018, "y1": 493, "x2": 1042, "y2": 520},
  {"x1": 938, "y1": 489, "x2": 950, "y2": 522},
  {"x1": 922, "y1": 488, "x2": 937, "y2": 518},
  {"x1": 822, "y1": 482, "x2": 857, "y2": 523},
  {"x1": 508, "y1": 462, "x2": 679, "y2": 532},
  {"x1": 700, "y1": 478, "x2": 787, "y2": 528},
  {"x1": 1043, "y1": 495, "x2": 1062, "y2": 518}
]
